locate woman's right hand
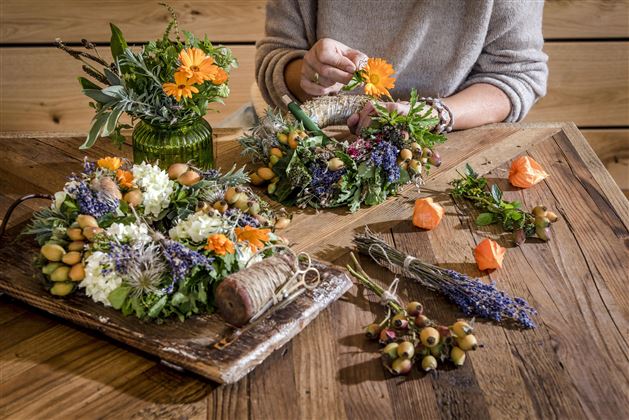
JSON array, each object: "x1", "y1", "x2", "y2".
[{"x1": 300, "y1": 38, "x2": 367, "y2": 97}]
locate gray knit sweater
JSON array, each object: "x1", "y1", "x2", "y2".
[{"x1": 256, "y1": 0, "x2": 548, "y2": 122}]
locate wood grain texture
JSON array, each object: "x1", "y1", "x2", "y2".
[
  {"x1": 1, "y1": 124, "x2": 628, "y2": 418},
  {"x1": 0, "y1": 46, "x2": 255, "y2": 132},
  {"x1": 0, "y1": 0, "x2": 266, "y2": 43},
  {"x1": 582, "y1": 129, "x2": 629, "y2": 196},
  {"x1": 526, "y1": 42, "x2": 629, "y2": 127},
  {"x1": 543, "y1": 0, "x2": 629, "y2": 39}
]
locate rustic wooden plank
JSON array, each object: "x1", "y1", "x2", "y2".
[
  {"x1": 0, "y1": 0, "x2": 266, "y2": 43},
  {"x1": 526, "y1": 42, "x2": 629, "y2": 127},
  {"x1": 582, "y1": 128, "x2": 629, "y2": 196},
  {"x1": 543, "y1": 0, "x2": 629, "y2": 39},
  {"x1": 0, "y1": 46, "x2": 255, "y2": 132}
]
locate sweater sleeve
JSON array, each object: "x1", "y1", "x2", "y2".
[
  {"x1": 460, "y1": 1, "x2": 548, "y2": 122},
  {"x1": 255, "y1": 0, "x2": 317, "y2": 109}
]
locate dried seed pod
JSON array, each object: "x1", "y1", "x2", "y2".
[
  {"x1": 532, "y1": 205, "x2": 547, "y2": 218},
  {"x1": 83, "y1": 226, "x2": 104, "y2": 242},
  {"x1": 415, "y1": 314, "x2": 429, "y2": 328},
  {"x1": 450, "y1": 346, "x2": 466, "y2": 366},
  {"x1": 50, "y1": 266, "x2": 71, "y2": 282},
  {"x1": 429, "y1": 151, "x2": 442, "y2": 167},
  {"x1": 257, "y1": 167, "x2": 275, "y2": 181},
  {"x1": 456, "y1": 334, "x2": 478, "y2": 351},
  {"x1": 213, "y1": 200, "x2": 229, "y2": 213},
  {"x1": 67, "y1": 241, "x2": 86, "y2": 252},
  {"x1": 392, "y1": 313, "x2": 409, "y2": 329},
  {"x1": 123, "y1": 189, "x2": 143, "y2": 207},
  {"x1": 50, "y1": 282, "x2": 75, "y2": 297},
  {"x1": 408, "y1": 159, "x2": 422, "y2": 174},
  {"x1": 41, "y1": 243, "x2": 66, "y2": 261},
  {"x1": 270, "y1": 147, "x2": 283, "y2": 158},
  {"x1": 399, "y1": 148, "x2": 413, "y2": 161},
  {"x1": 67, "y1": 227, "x2": 85, "y2": 241},
  {"x1": 178, "y1": 170, "x2": 201, "y2": 186},
  {"x1": 396, "y1": 341, "x2": 415, "y2": 359},
  {"x1": 168, "y1": 163, "x2": 189, "y2": 180},
  {"x1": 451, "y1": 320, "x2": 473, "y2": 337},
  {"x1": 62, "y1": 251, "x2": 82, "y2": 266},
  {"x1": 365, "y1": 323, "x2": 381, "y2": 340},
  {"x1": 421, "y1": 355, "x2": 438, "y2": 372},
  {"x1": 420, "y1": 327, "x2": 440, "y2": 348},
  {"x1": 406, "y1": 301, "x2": 423, "y2": 316},
  {"x1": 76, "y1": 214, "x2": 98, "y2": 229},
  {"x1": 545, "y1": 211, "x2": 558, "y2": 223},
  {"x1": 69, "y1": 263, "x2": 86, "y2": 282},
  {"x1": 391, "y1": 358, "x2": 413, "y2": 375},
  {"x1": 250, "y1": 172, "x2": 265, "y2": 186},
  {"x1": 382, "y1": 342, "x2": 399, "y2": 360}
]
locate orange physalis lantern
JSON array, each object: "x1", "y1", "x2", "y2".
[
  {"x1": 509, "y1": 156, "x2": 548, "y2": 188},
  {"x1": 412, "y1": 197, "x2": 445, "y2": 230},
  {"x1": 474, "y1": 238, "x2": 506, "y2": 271}
]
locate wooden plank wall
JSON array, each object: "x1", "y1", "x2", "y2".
[{"x1": 0, "y1": 0, "x2": 627, "y2": 194}]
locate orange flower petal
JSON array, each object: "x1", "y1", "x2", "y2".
[
  {"x1": 474, "y1": 238, "x2": 506, "y2": 271},
  {"x1": 205, "y1": 233, "x2": 235, "y2": 256},
  {"x1": 412, "y1": 197, "x2": 445, "y2": 230},
  {"x1": 115, "y1": 169, "x2": 134, "y2": 189},
  {"x1": 211, "y1": 67, "x2": 228, "y2": 85},
  {"x1": 509, "y1": 156, "x2": 548, "y2": 189},
  {"x1": 97, "y1": 157, "x2": 122, "y2": 171},
  {"x1": 235, "y1": 226, "x2": 271, "y2": 252}
]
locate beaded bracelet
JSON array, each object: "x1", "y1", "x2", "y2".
[{"x1": 420, "y1": 97, "x2": 454, "y2": 134}]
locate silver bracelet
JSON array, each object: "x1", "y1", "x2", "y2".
[{"x1": 420, "y1": 97, "x2": 454, "y2": 134}]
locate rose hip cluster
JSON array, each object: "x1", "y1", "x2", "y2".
[{"x1": 365, "y1": 301, "x2": 480, "y2": 375}]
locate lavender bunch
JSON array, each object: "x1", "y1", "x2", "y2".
[
  {"x1": 161, "y1": 240, "x2": 214, "y2": 293},
  {"x1": 66, "y1": 180, "x2": 118, "y2": 218},
  {"x1": 354, "y1": 228, "x2": 537, "y2": 328}
]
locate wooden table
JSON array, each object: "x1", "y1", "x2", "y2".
[{"x1": 1, "y1": 123, "x2": 628, "y2": 419}]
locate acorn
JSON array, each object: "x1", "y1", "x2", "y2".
[
  {"x1": 40, "y1": 243, "x2": 66, "y2": 261},
  {"x1": 213, "y1": 200, "x2": 229, "y2": 213},
  {"x1": 415, "y1": 314, "x2": 429, "y2": 328},
  {"x1": 391, "y1": 358, "x2": 413, "y2": 375},
  {"x1": 250, "y1": 172, "x2": 265, "y2": 186},
  {"x1": 392, "y1": 313, "x2": 409, "y2": 329},
  {"x1": 67, "y1": 227, "x2": 85, "y2": 241},
  {"x1": 274, "y1": 217, "x2": 291, "y2": 230},
  {"x1": 224, "y1": 187, "x2": 242, "y2": 204},
  {"x1": 178, "y1": 170, "x2": 201, "y2": 186},
  {"x1": 456, "y1": 334, "x2": 478, "y2": 351},
  {"x1": 257, "y1": 167, "x2": 275, "y2": 181},
  {"x1": 450, "y1": 346, "x2": 466, "y2": 366},
  {"x1": 429, "y1": 151, "x2": 442, "y2": 167},
  {"x1": 50, "y1": 282, "x2": 75, "y2": 297},
  {"x1": 451, "y1": 320, "x2": 473, "y2": 337},
  {"x1": 532, "y1": 205, "x2": 547, "y2": 218},
  {"x1": 76, "y1": 215, "x2": 98, "y2": 229},
  {"x1": 379, "y1": 328, "x2": 396, "y2": 344},
  {"x1": 365, "y1": 323, "x2": 381, "y2": 340},
  {"x1": 123, "y1": 189, "x2": 143, "y2": 207},
  {"x1": 327, "y1": 157, "x2": 345, "y2": 171},
  {"x1": 247, "y1": 201, "x2": 261, "y2": 215},
  {"x1": 270, "y1": 147, "x2": 283, "y2": 158},
  {"x1": 406, "y1": 301, "x2": 423, "y2": 316},
  {"x1": 382, "y1": 342, "x2": 399, "y2": 360},
  {"x1": 397, "y1": 341, "x2": 415, "y2": 359},
  {"x1": 42, "y1": 262, "x2": 62, "y2": 276},
  {"x1": 421, "y1": 355, "x2": 438, "y2": 372},
  {"x1": 69, "y1": 263, "x2": 85, "y2": 282},
  {"x1": 50, "y1": 266, "x2": 71, "y2": 282},
  {"x1": 420, "y1": 327, "x2": 440, "y2": 348},
  {"x1": 545, "y1": 211, "x2": 558, "y2": 223},
  {"x1": 83, "y1": 226, "x2": 104, "y2": 242},
  {"x1": 267, "y1": 183, "x2": 277, "y2": 195},
  {"x1": 399, "y1": 148, "x2": 413, "y2": 162},
  {"x1": 276, "y1": 132, "x2": 288, "y2": 144},
  {"x1": 62, "y1": 251, "x2": 82, "y2": 266},
  {"x1": 408, "y1": 159, "x2": 422, "y2": 174},
  {"x1": 168, "y1": 163, "x2": 189, "y2": 180}
]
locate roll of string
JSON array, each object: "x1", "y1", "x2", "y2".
[{"x1": 215, "y1": 246, "x2": 320, "y2": 327}]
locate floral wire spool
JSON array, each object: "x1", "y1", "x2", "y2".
[{"x1": 216, "y1": 247, "x2": 320, "y2": 327}]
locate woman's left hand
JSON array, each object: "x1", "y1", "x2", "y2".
[{"x1": 347, "y1": 101, "x2": 410, "y2": 134}]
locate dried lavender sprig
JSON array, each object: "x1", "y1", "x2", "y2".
[{"x1": 354, "y1": 228, "x2": 537, "y2": 328}]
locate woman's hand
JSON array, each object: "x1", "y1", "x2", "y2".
[
  {"x1": 347, "y1": 101, "x2": 411, "y2": 134},
  {"x1": 299, "y1": 38, "x2": 367, "y2": 97}
]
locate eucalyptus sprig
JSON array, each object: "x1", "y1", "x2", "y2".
[{"x1": 450, "y1": 164, "x2": 558, "y2": 243}]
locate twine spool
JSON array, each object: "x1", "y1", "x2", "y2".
[
  {"x1": 285, "y1": 94, "x2": 371, "y2": 129},
  {"x1": 216, "y1": 253, "x2": 303, "y2": 326}
]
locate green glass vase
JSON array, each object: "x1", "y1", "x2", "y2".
[{"x1": 132, "y1": 118, "x2": 214, "y2": 169}]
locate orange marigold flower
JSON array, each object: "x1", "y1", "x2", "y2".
[
  {"x1": 97, "y1": 156, "x2": 122, "y2": 171},
  {"x1": 163, "y1": 71, "x2": 200, "y2": 102},
  {"x1": 177, "y1": 47, "x2": 219, "y2": 84},
  {"x1": 361, "y1": 58, "x2": 395, "y2": 99},
  {"x1": 474, "y1": 238, "x2": 506, "y2": 271},
  {"x1": 115, "y1": 169, "x2": 134, "y2": 189},
  {"x1": 235, "y1": 226, "x2": 271, "y2": 252},
  {"x1": 204, "y1": 233, "x2": 235, "y2": 256},
  {"x1": 412, "y1": 197, "x2": 445, "y2": 230},
  {"x1": 211, "y1": 67, "x2": 229, "y2": 85},
  {"x1": 509, "y1": 156, "x2": 548, "y2": 189}
]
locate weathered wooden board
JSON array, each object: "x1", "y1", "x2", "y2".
[{"x1": 0, "y1": 222, "x2": 351, "y2": 384}]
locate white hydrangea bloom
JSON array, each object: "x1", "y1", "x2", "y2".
[
  {"x1": 169, "y1": 212, "x2": 227, "y2": 243},
  {"x1": 79, "y1": 251, "x2": 122, "y2": 306},
  {"x1": 237, "y1": 244, "x2": 263, "y2": 268},
  {"x1": 106, "y1": 222, "x2": 152, "y2": 244},
  {"x1": 132, "y1": 162, "x2": 175, "y2": 218}
]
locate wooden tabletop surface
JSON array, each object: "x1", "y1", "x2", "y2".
[{"x1": 1, "y1": 123, "x2": 628, "y2": 419}]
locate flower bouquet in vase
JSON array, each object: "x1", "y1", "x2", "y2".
[{"x1": 57, "y1": 5, "x2": 237, "y2": 169}]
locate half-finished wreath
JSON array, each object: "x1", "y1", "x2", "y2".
[{"x1": 239, "y1": 90, "x2": 447, "y2": 212}]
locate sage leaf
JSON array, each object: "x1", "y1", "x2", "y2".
[
  {"x1": 108, "y1": 286, "x2": 131, "y2": 310},
  {"x1": 476, "y1": 212, "x2": 496, "y2": 226}
]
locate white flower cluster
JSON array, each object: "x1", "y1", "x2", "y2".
[
  {"x1": 79, "y1": 251, "x2": 122, "y2": 306},
  {"x1": 132, "y1": 163, "x2": 175, "y2": 219},
  {"x1": 169, "y1": 212, "x2": 227, "y2": 243},
  {"x1": 106, "y1": 222, "x2": 152, "y2": 244}
]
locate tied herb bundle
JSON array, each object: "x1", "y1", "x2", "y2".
[
  {"x1": 450, "y1": 164, "x2": 558, "y2": 243},
  {"x1": 354, "y1": 229, "x2": 537, "y2": 329}
]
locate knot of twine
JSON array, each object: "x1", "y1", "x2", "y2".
[
  {"x1": 380, "y1": 277, "x2": 401, "y2": 306},
  {"x1": 247, "y1": 244, "x2": 321, "y2": 323}
]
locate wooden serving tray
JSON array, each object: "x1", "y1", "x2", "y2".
[{"x1": 0, "y1": 224, "x2": 352, "y2": 384}]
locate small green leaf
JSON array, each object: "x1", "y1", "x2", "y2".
[
  {"x1": 465, "y1": 163, "x2": 478, "y2": 178},
  {"x1": 103, "y1": 107, "x2": 123, "y2": 137},
  {"x1": 78, "y1": 76, "x2": 102, "y2": 90},
  {"x1": 148, "y1": 295, "x2": 168, "y2": 318},
  {"x1": 109, "y1": 23, "x2": 128, "y2": 62},
  {"x1": 491, "y1": 184, "x2": 503, "y2": 203},
  {"x1": 82, "y1": 88, "x2": 116, "y2": 104},
  {"x1": 108, "y1": 286, "x2": 130, "y2": 310},
  {"x1": 476, "y1": 212, "x2": 496, "y2": 226},
  {"x1": 81, "y1": 112, "x2": 110, "y2": 149}
]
